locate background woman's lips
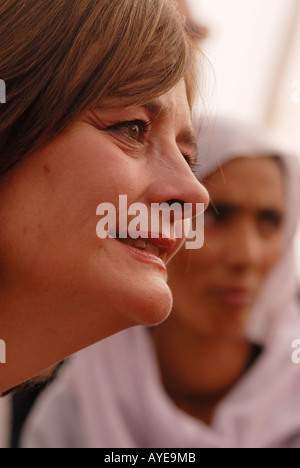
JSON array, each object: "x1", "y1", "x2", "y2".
[{"x1": 216, "y1": 288, "x2": 256, "y2": 307}]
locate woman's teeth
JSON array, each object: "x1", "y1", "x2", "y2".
[{"x1": 118, "y1": 237, "x2": 161, "y2": 257}]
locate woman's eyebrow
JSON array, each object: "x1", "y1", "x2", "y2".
[
  {"x1": 211, "y1": 202, "x2": 239, "y2": 214},
  {"x1": 141, "y1": 101, "x2": 171, "y2": 119}
]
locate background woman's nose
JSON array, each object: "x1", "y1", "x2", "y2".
[{"x1": 225, "y1": 222, "x2": 263, "y2": 269}]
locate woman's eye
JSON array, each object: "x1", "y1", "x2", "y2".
[
  {"x1": 183, "y1": 154, "x2": 195, "y2": 170},
  {"x1": 258, "y1": 210, "x2": 283, "y2": 236},
  {"x1": 109, "y1": 120, "x2": 151, "y2": 143},
  {"x1": 204, "y1": 205, "x2": 231, "y2": 227},
  {"x1": 128, "y1": 123, "x2": 142, "y2": 141},
  {"x1": 204, "y1": 206, "x2": 221, "y2": 226}
]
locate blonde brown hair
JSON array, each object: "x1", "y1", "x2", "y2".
[{"x1": 0, "y1": 0, "x2": 196, "y2": 175}]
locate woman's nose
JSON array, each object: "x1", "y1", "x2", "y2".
[
  {"x1": 225, "y1": 222, "x2": 263, "y2": 270},
  {"x1": 148, "y1": 157, "x2": 210, "y2": 221}
]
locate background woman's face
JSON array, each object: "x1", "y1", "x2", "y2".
[
  {"x1": 0, "y1": 80, "x2": 208, "y2": 344},
  {"x1": 167, "y1": 157, "x2": 285, "y2": 340}
]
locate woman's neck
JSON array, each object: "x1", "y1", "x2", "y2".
[{"x1": 151, "y1": 318, "x2": 257, "y2": 425}]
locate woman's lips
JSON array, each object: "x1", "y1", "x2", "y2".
[
  {"x1": 216, "y1": 288, "x2": 256, "y2": 307},
  {"x1": 111, "y1": 234, "x2": 177, "y2": 271}
]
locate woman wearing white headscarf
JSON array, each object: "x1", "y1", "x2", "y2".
[{"x1": 21, "y1": 117, "x2": 300, "y2": 449}]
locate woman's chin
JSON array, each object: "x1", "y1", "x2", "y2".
[{"x1": 128, "y1": 280, "x2": 173, "y2": 327}]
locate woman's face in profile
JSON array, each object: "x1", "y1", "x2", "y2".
[
  {"x1": 0, "y1": 80, "x2": 208, "y2": 341},
  {"x1": 167, "y1": 157, "x2": 285, "y2": 340}
]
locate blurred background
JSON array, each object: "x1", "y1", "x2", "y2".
[{"x1": 188, "y1": 0, "x2": 300, "y2": 278}]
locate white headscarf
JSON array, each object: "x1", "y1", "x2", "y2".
[{"x1": 196, "y1": 116, "x2": 300, "y2": 345}]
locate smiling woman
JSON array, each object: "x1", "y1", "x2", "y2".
[{"x1": 0, "y1": 0, "x2": 209, "y2": 395}]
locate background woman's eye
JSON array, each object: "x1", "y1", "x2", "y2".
[
  {"x1": 204, "y1": 204, "x2": 232, "y2": 227},
  {"x1": 258, "y1": 210, "x2": 283, "y2": 236},
  {"x1": 204, "y1": 205, "x2": 221, "y2": 226}
]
